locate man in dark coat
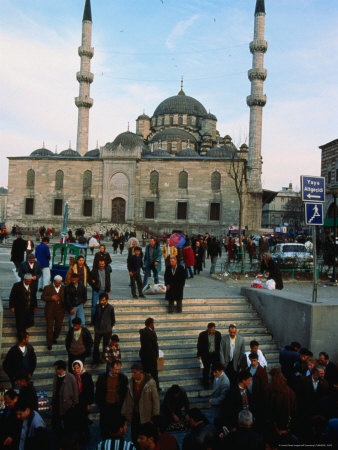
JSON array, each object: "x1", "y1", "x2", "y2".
[
  {"x1": 139, "y1": 317, "x2": 160, "y2": 390},
  {"x1": 18, "y1": 253, "x2": 42, "y2": 294},
  {"x1": 92, "y1": 292, "x2": 115, "y2": 368},
  {"x1": 93, "y1": 244, "x2": 112, "y2": 269},
  {"x1": 197, "y1": 323, "x2": 222, "y2": 389},
  {"x1": 318, "y1": 351, "x2": 338, "y2": 388},
  {"x1": 9, "y1": 274, "x2": 38, "y2": 335},
  {"x1": 279, "y1": 341, "x2": 301, "y2": 385},
  {"x1": 65, "y1": 317, "x2": 93, "y2": 372},
  {"x1": 0, "y1": 389, "x2": 21, "y2": 449},
  {"x1": 10, "y1": 232, "x2": 27, "y2": 270},
  {"x1": 41, "y1": 275, "x2": 65, "y2": 350},
  {"x1": 221, "y1": 370, "x2": 252, "y2": 430},
  {"x1": 64, "y1": 272, "x2": 87, "y2": 327},
  {"x1": 90, "y1": 258, "x2": 111, "y2": 322},
  {"x1": 164, "y1": 256, "x2": 186, "y2": 313},
  {"x1": 3, "y1": 331, "x2": 37, "y2": 387},
  {"x1": 95, "y1": 360, "x2": 128, "y2": 439}
]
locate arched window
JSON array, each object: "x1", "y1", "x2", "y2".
[
  {"x1": 26, "y1": 169, "x2": 35, "y2": 189},
  {"x1": 179, "y1": 171, "x2": 188, "y2": 189},
  {"x1": 83, "y1": 170, "x2": 92, "y2": 195},
  {"x1": 211, "y1": 171, "x2": 221, "y2": 191},
  {"x1": 150, "y1": 170, "x2": 159, "y2": 192},
  {"x1": 178, "y1": 115, "x2": 183, "y2": 125},
  {"x1": 55, "y1": 170, "x2": 64, "y2": 190}
]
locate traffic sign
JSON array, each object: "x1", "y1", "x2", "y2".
[
  {"x1": 301, "y1": 175, "x2": 325, "y2": 202},
  {"x1": 305, "y1": 203, "x2": 323, "y2": 225}
]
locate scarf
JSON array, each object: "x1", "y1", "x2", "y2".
[{"x1": 72, "y1": 359, "x2": 85, "y2": 393}]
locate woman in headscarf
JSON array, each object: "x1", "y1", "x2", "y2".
[{"x1": 72, "y1": 360, "x2": 94, "y2": 441}]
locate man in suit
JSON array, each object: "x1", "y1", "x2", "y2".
[
  {"x1": 220, "y1": 324, "x2": 245, "y2": 385},
  {"x1": 209, "y1": 362, "x2": 230, "y2": 420},
  {"x1": 10, "y1": 232, "x2": 27, "y2": 271},
  {"x1": 318, "y1": 351, "x2": 338, "y2": 388},
  {"x1": 298, "y1": 364, "x2": 330, "y2": 431},
  {"x1": 139, "y1": 317, "x2": 160, "y2": 390},
  {"x1": 9, "y1": 274, "x2": 38, "y2": 336},
  {"x1": 197, "y1": 322, "x2": 222, "y2": 389},
  {"x1": 41, "y1": 275, "x2": 65, "y2": 350},
  {"x1": 18, "y1": 253, "x2": 42, "y2": 294},
  {"x1": 164, "y1": 256, "x2": 186, "y2": 313},
  {"x1": 90, "y1": 258, "x2": 111, "y2": 323}
]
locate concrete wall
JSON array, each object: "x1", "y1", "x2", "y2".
[{"x1": 241, "y1": 287, "x2": 338, "y2": 362}]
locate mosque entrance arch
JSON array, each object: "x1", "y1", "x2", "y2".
[{"x1": 111, "y1": 197, "x2": 126, "y2": 223}]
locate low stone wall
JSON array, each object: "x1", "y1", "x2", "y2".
[{"x1": 241, "y1": 287, "x2": 338, "y2": 362}]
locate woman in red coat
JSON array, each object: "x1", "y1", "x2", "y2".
[{"x1": 183, "y1": 242, "x2": 195, "y2": 279}]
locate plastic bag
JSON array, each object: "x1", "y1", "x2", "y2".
[
  {"x1": 264, "y1": 279, "x2": 276, "y2": 290},
  {"x1": 143, "y1": 283, "x2": 166, "y2": 295},
  {"x1": 251, "y1": 278, "x2": 262, "y2": 288}
]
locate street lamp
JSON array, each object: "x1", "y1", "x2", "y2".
[{"x1": 329, "y1": 184, "x2": 338, "y2": 284}]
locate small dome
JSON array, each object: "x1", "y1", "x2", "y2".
[
  {"x1": 204, "y1": 113, "x2": 217, "y2": 121},
  {"x1": 84, "y1": 149, "x2": 100, "y2": 158},
  {"x1": 151, "y1": 149, "x2": 172, "y2": 157},
  {"x1": 177, "y1": 147, "x2": 199, "y2": 157},
  {"x1": 109, "y1": 131, "x2": 146, "y2": 151},
  {"x1": 150, "y1": 128, "x2": 197, "y2": 144},
  {"x1": 153, "y1": 91, "x2": 207, "y2": 117},
  {"x1": 207, "y1": 146, "x2": 236, "y2": 158},
  {"x1": 59, "y1": 148, "x2": 81, "y2": 157},
  {"x1": 30, "y1": 147, "x2": 54, "y2": 157},
  {"x1": 137, "y1": 114, "x2": 150, "y2": 120},
  {"x1": 240, "y1": 143, "x2": 249, "y2": 150}
]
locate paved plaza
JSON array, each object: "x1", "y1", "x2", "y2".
[{"x1": 0, "y1": 237, "x2": 337, "y2": 303}]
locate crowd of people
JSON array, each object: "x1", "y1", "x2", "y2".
[{"x1": 1, "y1": 229, "x2": 337, "y2": 449}]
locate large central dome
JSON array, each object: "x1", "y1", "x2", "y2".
[{"x1": 153, "y1": 90, "x2": 207, "y2": 117}]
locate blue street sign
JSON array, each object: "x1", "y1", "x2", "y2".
[
  {"x1": 305, "y1": 203, "x2": 323, "y2": 225},
  {"x1": 301, "y1": 175, "x2": 325, "y2": 202}
]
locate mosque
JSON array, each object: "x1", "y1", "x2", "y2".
[{"x1": 6, "y1": 0, "x2": 268, "y2": 236}]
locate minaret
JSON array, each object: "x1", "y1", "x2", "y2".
[
  {"x1": 75, "y1": 0, "x2": 94, "y2": 156},
  {"x1": 247, "y1": 0, "x2": 267, "y2": 192}
]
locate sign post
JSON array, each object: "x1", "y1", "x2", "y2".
[{"x1": 301, "y1": 176, "x2": 325, "y2": 303}]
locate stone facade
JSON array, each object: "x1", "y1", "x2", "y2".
[
  {"x1": 319, "y1": 138, "x2": 338, "y2": 227},
  {"x1": 5, "y1": 0, "x2": 266, "y2": 236}
]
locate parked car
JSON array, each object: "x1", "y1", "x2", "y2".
[{"x1": 271, "y1": 243, "x2": 313, "y2": 268}]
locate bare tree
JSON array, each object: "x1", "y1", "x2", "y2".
[
  {"x1": 228, "y1": 151, "x2": 247, "y2": 273},
  {"x1": 283, "y1": 196, "x2": 304, "y2": 231}
]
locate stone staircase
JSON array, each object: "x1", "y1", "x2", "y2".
[{"x1": 0, "y1": 295, "x2": 279, "y2": 418}]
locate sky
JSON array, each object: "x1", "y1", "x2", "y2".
[{"x1": 1, "y1": 0, "x2": 338, "y2": 191}]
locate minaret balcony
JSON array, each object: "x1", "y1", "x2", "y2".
[
  {"x1": 78, "y1": 46, "x2": 94, "y2": 58},
  {"x1": 250, "y1": 39, "x2": 268, "y2": 53},
  {"x1": 246, "y1": 94, "x2": 267, "y2": 107},
  {"x1": 76, "y1": 71, "x2": 94, "y2": 83},
  {"x1": 75, "y1": 96, "x2": 94, "y2": 108},
  {"x1": 248, "y1": 68, "x2": 267, "y2": 81}
]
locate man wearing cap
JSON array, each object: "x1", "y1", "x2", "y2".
[
  {"x1": 64, "y1": 272, "x2": 87, "y2": 327},
  {"x1": 65, "y1": 317, "x2": 93, "y2": 371},
  {"x1": 41, "y1": 275, "x2": 65, "y2": 350},
  {"x1": 10, "y1": 232, "x2": 27, "y2": 271},
  {"x1": 121, "y1": 362, "x2": 160, "y2": 443},
  {"x1": 220, "y1": 324, "x2": 245, "y2": 385},
  {"x1": 9, "y1": 274, "x2": 38, "y2": 335},
  {"x1": 18, "y1": 253, "x2": 42, "y2": 294}
]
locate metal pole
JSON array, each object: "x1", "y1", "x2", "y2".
[{"x1": 312, "y1": 225, "x2": 317, "y2": 303}]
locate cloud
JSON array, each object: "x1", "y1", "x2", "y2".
[{"x1": 165, "y1": 14, "x2": 199, "y2": 49}]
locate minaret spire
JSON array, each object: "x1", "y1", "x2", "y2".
[
  {"x1": 247, "y1": 0, "x2": 267, "y2": 192},
  {"x1": 245, "y1": 0, "x2": 267, "y2": 231},
  {"x1": 75, "y1": 0, "x2": 94, "y2": 156}
]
